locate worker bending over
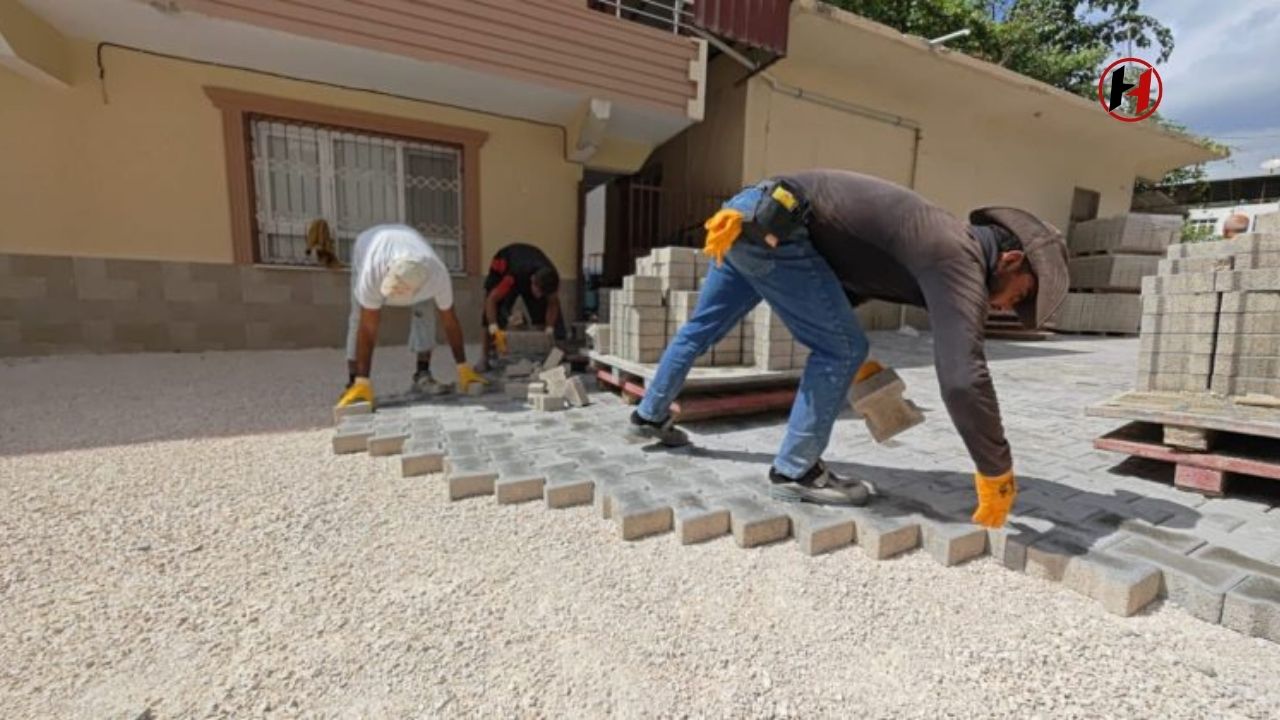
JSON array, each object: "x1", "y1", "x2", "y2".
[
  {"x1": 481, "y1": 242, "x2": 563, "y2": 367},
  {"x1": 629, "y1": 170, "x2": 1068, "y2": 528},
  {"x1": 336, "y1": 224, "x2": 486, "y2": 408}
]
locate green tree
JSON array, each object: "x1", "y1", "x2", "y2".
[{"x1": 828, "y1": 0, "x2": 1173, "y2": 96}]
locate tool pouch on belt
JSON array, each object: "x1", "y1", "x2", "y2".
[{"x1": 751, "y1": 178, "x2": 812, "y2": 244}]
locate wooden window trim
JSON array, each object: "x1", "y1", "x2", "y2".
[{"x1": 205, "y1": 86, "x2": 488, "y2": 273}]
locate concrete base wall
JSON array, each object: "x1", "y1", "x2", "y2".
[{"x1": 0, "y1": 252, "x2": 577, "y2": 356}]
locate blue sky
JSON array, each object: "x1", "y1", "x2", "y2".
[{"x1": 1138, "y1": 0, "x2": 1280, "y2": 179}]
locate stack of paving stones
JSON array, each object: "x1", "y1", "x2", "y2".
[
  {"x1": 330, "y1": 382, "x2": 1280, "y2": 644},
  {"x1": 503, "y1": 347, "x2": 591, "y2": 411},
  {"x1": 603, "y1": 246, "x2": 807, "y2": 371},
  {"x1": 1056, "y1": 214, "x2": 1181, "y2": 334},
  {"x1": 1139, "y1": 212, "x2": 1280, "y2": 396}
]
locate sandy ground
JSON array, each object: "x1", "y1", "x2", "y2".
[{"x1": 3, "y1": 347, "x2": 1280, "y2": 719}]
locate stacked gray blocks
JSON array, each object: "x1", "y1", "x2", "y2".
[
  {"x1": 1138, "y1": 221, "x2": 1280, "y2": 396},
  {"x1": 599, "y1": 246, "x2": 804, "y2": 371},
  {"x1": 1058, "y1": 214, "x2": 1180, "y2": 334}
]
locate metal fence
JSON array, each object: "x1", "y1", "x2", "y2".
[
  {"x1": 587, "y1": 0, "x2": 695, "y2": 35},
  {"x1": 624, "y1": 182, "x2": 731, "y2": 264}
]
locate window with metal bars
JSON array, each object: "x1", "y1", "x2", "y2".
[{"x1": 249, "y1": 116, "x2": 465, "y2": 271}]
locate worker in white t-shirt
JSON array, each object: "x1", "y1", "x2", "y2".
[{"x1": 336, "y1": 224, "x2": 487, "y2": 409}]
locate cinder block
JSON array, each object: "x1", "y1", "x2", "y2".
[
  {"x1": 447, "y1": 458, "x2": 498, "y2": 500},
  {"x1": 1069, "y1": 255, "x2": 1160, "y2": 290},
  {"x1": 401, "y1": 443, "x2": 445, "y2": 477},
  {"x1": 848, "y1": 508, "x2": 921, "y2": 560},
  {"x1": 1071, "y1": 214, "x2": 1182, "y2": 255},
  {"x1": 333, "y1": 401, "x2": 372, "y2": 424},
  {"x1": 1111, "y1": 537, "x2": 1246, "y2": 623},
  {"x1": 653, "y1": 261, "x2": 696, "y2": 278},
  {"x1": 1062, "y1": 549, "x2": 1163, "y2": 617},
  {"x1": 1141, "y1": 271, "x2": 1218, "y2": 295},
  {"x1": 495, "y1": 466, "x2": 546, "y2": 504},
  {"x1": 1141, "y1": 293, "x2": 1219, "y2": 315},
  {"x1": 671, "y1": 492, "x2": 731, "y2": 544},
  {"x1": 1216, "y1": 269, "x2": 1280, "y2": 293},
  {"x1": 506, "y1": 330, "x2": 552, "y2": 355},
  {"x1": 333, "y1": 426, "x2": 375, "y2": 454},
  {"x1": 542, "y1": 346, "x2": 564, "y2": 370},
  {"x1": 786, "y1": 505, "x2": 856, "y2": 556},
  {"x1": 849, "y1": 368, "x2": 925, "y2": 443},
  {"x1": 623, "y1": 275, "x2": 662, "y2": 292},
  {"x1": 544, "y1": 468, "x2": 595, "y2": 508},
  {"x1": 652, "y1": 246, "x2": 699, "y2": 265},
  {"x1": 920, "y1": 518, "x2": 989, "y2": 566},
  {"x1": 1220, "y1": 312, "x2": 1280, "y2": 334},
  {"x1": 1140, "y1": 313, "x2": 1218, "y2": 335},
  {"x1": 538, "y1": 365, "x2": 568, "y2": 397},
  {"x1": 987, "y1": 515, "x2": 1056, "y2": 571},
  {"x1": 1135, "y1": 352, "x2": 1213, "y2": 375},
  {"x1": 1214, "y1": 334, "x2": 1280, "y2": 355},
  {"x1": 1220, "y1": 292, "x2": 1280, "y2": 313},
  {"x1": 620, "y1": 287, "x2": 663, "y2": 307},
  {"x1": 563, "y1": 376, "x2": 589, "y2": 407},
  {"x1": 1221, "y1": 575, "x2": 1280, "y2": 642},
  {"x1": 1139, "y1": 332, "x2": 1217, "y2": 354},
  {"x1": 720, "y1": 496, "x2": 791, "y2": 548},
  {"x1": 612, "y1": 489, "x2": 674, "y2": 540},
  {"x1": 533, "y1": 394, "x2": 567, "y2": 412}
]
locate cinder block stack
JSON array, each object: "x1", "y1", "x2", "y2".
[
  {"x1": 1137, "y1": 214, "x2": 1280, "y2": 397},
  {"x1": 1057, "y1": 214, "x2": 1181, "y2": 334},
  {"x1": 598, "y1": 246, "x2": 805, "y2": 372}
]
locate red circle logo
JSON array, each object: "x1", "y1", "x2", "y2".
[{"x1": 1097, "y1": 57, "x2": 1162, "y2": 122}]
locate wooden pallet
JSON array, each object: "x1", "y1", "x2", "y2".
[
  {"x1": 1053, "y1": 329, "x2": 1139, "y2": 338},
  {"x1": 590, "y1": 352, "x2": 799, "y2": 422},
  {"x1": 984, "y1": 311, "x2": 1056, "y2": 341},
  {"x1": 1087, "y1": 391, "x2": 1280, "y2": 441},
  {"x1": 1094, "y1": 421, "x2": 1280, "y2": 495}
]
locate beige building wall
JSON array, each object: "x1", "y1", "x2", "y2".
[
  {"x1": 743, "y1": 59, "x2": 1139, "y2": 230},
  {"x1": 644, "y1": 55, "x2": 749, "y2": 200},
  {"x1": 0, "y1": 40, "x2": 582, "y2": 278}
]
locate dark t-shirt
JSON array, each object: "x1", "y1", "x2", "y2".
[{"x1": 781, "y1": 169, "x2": 1011, "y2": 476}]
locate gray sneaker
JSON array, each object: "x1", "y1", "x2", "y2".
[
  {"x1": 412, "y1": 371, "x2": 453, "y2": 396},
  {"x1": 769, "y1": 461, "x2": 869, "y2": 506},
  {"x1": 627, "y1": 410, "x2": 690, "y2": 447}
]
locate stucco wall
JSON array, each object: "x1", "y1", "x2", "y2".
[
  {"x1": 747, "y1": 56, "x2": 1138, "y2": 230},
  {"x1": 0, "y1": 41, "x2": 582, "y2": 278}
]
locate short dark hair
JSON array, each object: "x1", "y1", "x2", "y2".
[{"x1": 533, "y1": 266, "x2": 560, "y2": 295}]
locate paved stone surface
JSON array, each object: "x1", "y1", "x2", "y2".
[{"x1": 332, "y1": 331, "x2": 1280, "y2": 642}]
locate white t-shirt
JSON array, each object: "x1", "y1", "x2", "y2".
[{"x1": 350, "y1": 224, "x2": 454, "y2": 310}]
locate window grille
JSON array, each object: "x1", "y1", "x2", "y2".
[{"x1": 249, "y1": 117, "x2": 464, "y2": 270}]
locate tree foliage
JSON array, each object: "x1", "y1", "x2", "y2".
[{"x1": 827, "y1": 0, "x2": 1173, "y2": 97}]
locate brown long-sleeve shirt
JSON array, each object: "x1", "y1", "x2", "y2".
[{"x1": 782, "y1": 169, "x2": 1012, "y2": 476}]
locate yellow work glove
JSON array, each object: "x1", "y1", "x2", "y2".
[
  {"x1": 337, "y1": 377, "x2": 374, "y2": 408},
  {"x1": 702, "y1": 208, "x2": 744, "y2": 267},
  {"x1": 972, "y1": 470, "x2": 1018, "y2": 529},
  {"x1": 489, "y1": 324, "x2": 508, "y2": 355},
  {"x1": 854, "y1": 359, "x2": 884, "y2": 383},
  {"x1": 456, "y1": 363, "x2": 488, "y2": 392}
]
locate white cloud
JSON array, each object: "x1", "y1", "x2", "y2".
[{"x1": 1139, "y1": 0, "x2": 1280, "y2": 155}]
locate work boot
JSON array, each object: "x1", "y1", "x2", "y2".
[
  {"x1": 627, "y1": 410, "x2": 690, "y2": 447},
  {"x1": 412, "y1": 371, "x2": 452, "y2": 396},
  {"x1": 769, "y1": 460, "x2": 870, "y2": 506}
]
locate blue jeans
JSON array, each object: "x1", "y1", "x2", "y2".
[{"x1": 638, "y1": 186, "x2": 869, "y2": 477}]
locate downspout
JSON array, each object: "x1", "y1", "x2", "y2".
[{"x1": 691, "y1": 29, "x2": 923, "y2": 330}]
